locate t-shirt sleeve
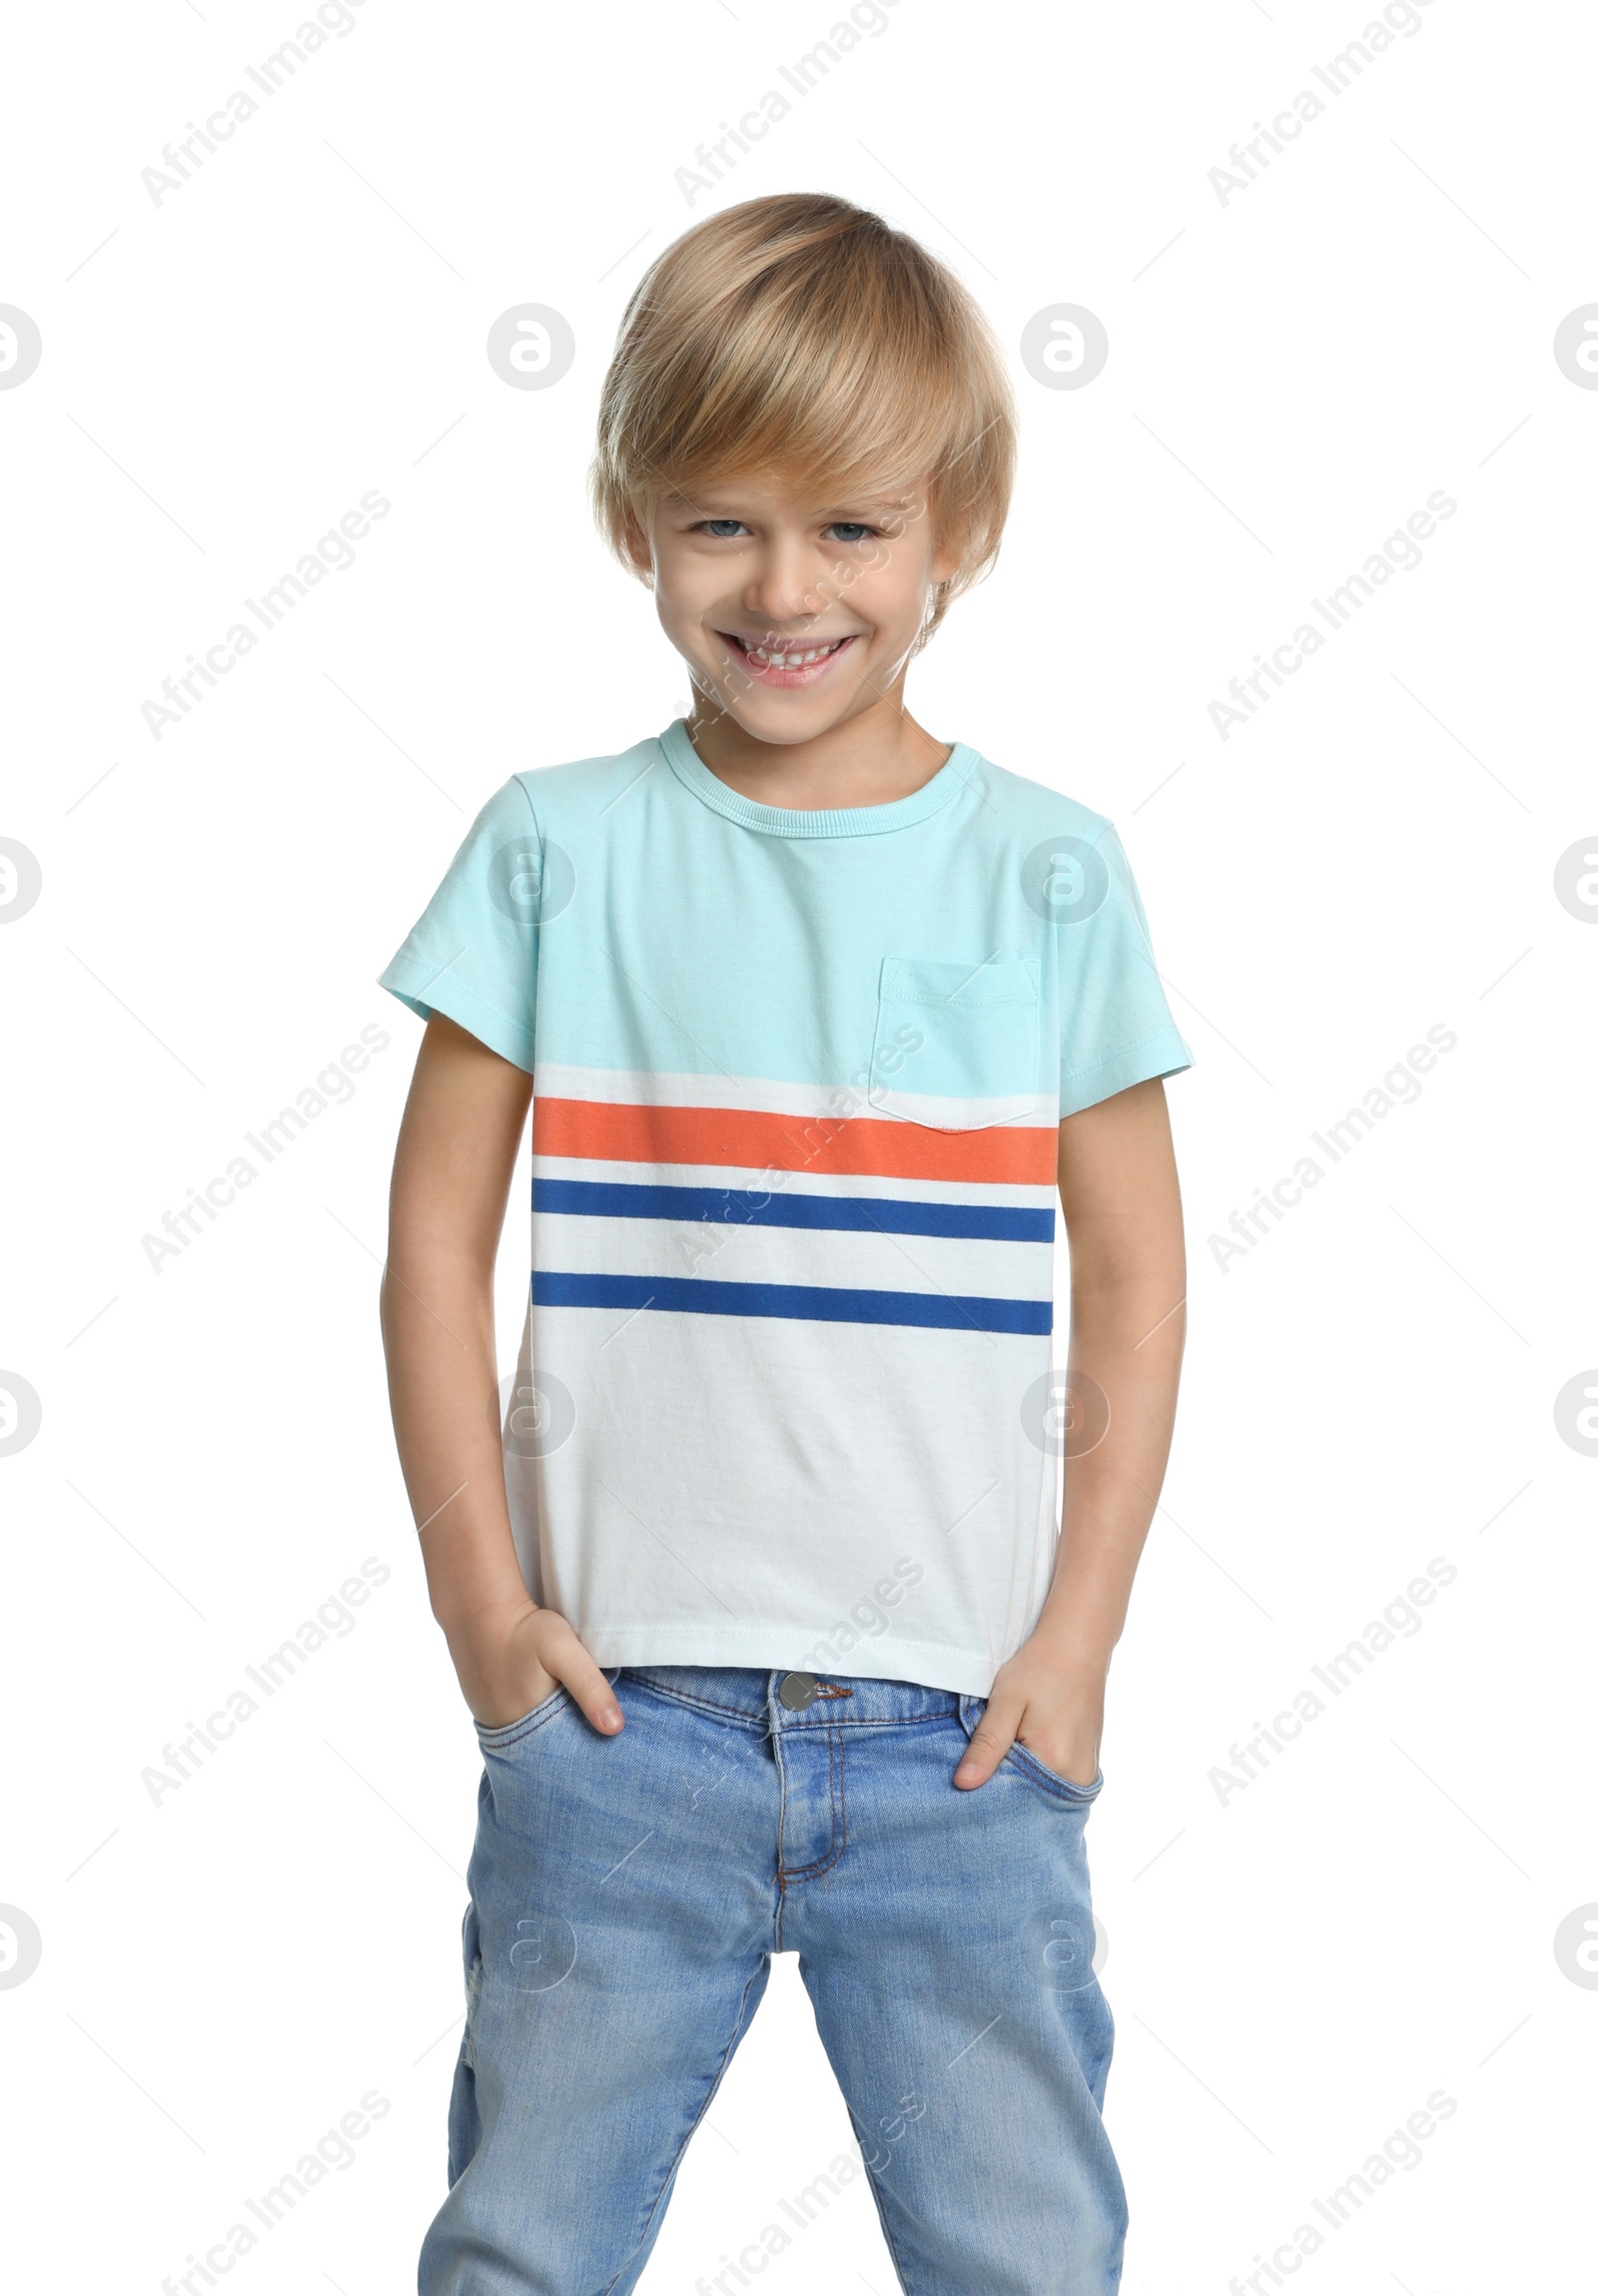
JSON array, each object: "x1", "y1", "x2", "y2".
[
  {"x1": 378, "y1": 775, "x2": 544, "y2": 1073},
  {"x1": 1056, "y1": 821, "x2": 1193, "y2": 1119}
]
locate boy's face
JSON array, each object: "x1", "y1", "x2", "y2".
[{"x1": 633, "y1": 473, "x2": 962, "y2": 747}]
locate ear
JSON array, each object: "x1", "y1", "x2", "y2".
[
  {"x1": 618, "y1": 503, "x2": 654, "y2": 584},
  {"x1": 929, "y1": 516, "x2": 970, "y2": 588}
]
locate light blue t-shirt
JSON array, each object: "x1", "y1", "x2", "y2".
[{"x1": 381, "y1": 718, "x2": 1191, "y2": 1695}]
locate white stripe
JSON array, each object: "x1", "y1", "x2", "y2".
[
  {"x1": 533, "y1": 1061, "x2": 1058, "y2": 1132},
  {"x1": 533, "y1": 1214, "x2": 1055, "y2": 1303},
  {"x1": 529, "y1": 1153, "x2": 1056, "y2": 1210},
  {"x1": 535, "y1": 1063, "x2": 852, "y2": 1116}
]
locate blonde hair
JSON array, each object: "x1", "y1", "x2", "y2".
[{"x1": 590, "y1": 193, "x2": 1016, "y2": 648}]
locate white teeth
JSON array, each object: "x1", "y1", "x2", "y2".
[{"x1": 746, "y1": 638, "x2": 843, "y2": 667}]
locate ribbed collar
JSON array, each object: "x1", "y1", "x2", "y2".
[{"x1": 657, "y1": 717, "x2": 979, "y2": 839}]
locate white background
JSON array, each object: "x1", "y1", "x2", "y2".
[{"x1": 2, "y1": 1, "x2": 1593, "y2": 2289}]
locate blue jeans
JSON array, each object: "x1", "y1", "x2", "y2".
[{"x1": 418, "y1": 1666, "x2": 1126, "y2": 2295}]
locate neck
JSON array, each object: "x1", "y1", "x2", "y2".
[{"x1": 684, "y1": 686, "x2": 953, "y2": 811}]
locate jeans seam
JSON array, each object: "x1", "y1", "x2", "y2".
[
  {"x1": 623, "y1": 1673, "x2": 963, "y2": 1732},
  {"x1": 601, "y1": 1957, "x2": 768, "y2": 2296},
  {"x1": 777, "y1": 1730, "x2": 847, "y2": 1885},
  {"x1": 848, "y1": 2109, "x2": 924, "y2": 2296},
  {"x1": 773, "y1": 1689, "x2": 791, "y2": 1947},
  {"x1": 472, "y1": 1687, "x2": 573, "y2": 1751},
  {"x1": 1006, "y1": 1742, "x2": 1104, "y2": 1802},
  {"x1": 620, "y1": 1671, "x2": 773, "y2": 1731}
]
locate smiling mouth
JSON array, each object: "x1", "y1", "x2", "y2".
[{"x1": 719, "y1": 632, "x2": 856, "y2": 670}]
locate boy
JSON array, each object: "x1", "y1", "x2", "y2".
[{"x1": 380, "y1": 192, "x2": 1190, "y2": 2296}]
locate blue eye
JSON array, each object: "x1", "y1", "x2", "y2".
[
  {"x1": 827, "y1": 522, "x2": 874, "y2": 542},
  {"x1": 699, "y1": 519, "x2": 747, "y2": 538}
]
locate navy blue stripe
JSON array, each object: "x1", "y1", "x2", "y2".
[
  {"x1": 533, "y1": 1176, "x2": 1054, "y2": 1243},
  {"x1": 531, "y1": 1269, "x2": 1052, "y2": 1336}
]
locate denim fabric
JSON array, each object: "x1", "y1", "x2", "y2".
[{"x1": 417, "y1": 1666, "x2": 1125, "y2": 2295}]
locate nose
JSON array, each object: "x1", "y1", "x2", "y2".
[{"x1": 738, "y1": 532, "x2": 828, "y2": 632}]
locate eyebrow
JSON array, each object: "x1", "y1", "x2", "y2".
[{"x1": 678, "y1": 493, "x2": 916, "y2": 519}]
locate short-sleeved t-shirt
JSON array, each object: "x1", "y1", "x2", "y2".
[{"x1": 380, "y1": 718, "x2": 1192, "y2": 1696}]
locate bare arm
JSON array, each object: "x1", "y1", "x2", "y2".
[
  {"x1": 381, "y1": 1013, "x2": 622, "y2": 1734},
  {"x1": 954, "y1": 1076, "x2": 1186, "y2": 1788}
]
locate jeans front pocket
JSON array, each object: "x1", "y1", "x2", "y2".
[
  {"x1": 959, "y1": 1692, "x2": 1103, "y2": 1804},
  {"x1": 868, "y1": 955, "x2": 1042, "y2": 1129},
  {"x1": 1005, "y1": 1739, "x2": 1104, "y2": 1803},
  {"x1": 472, "y1": 1682, "x2": 572, "y2": 1751}
]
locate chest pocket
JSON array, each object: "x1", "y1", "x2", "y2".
[{"x1": 868, "y1": 956, "x2": 1042, "y2": 1130}]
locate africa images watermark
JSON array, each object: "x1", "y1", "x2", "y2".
[
  {"x1": 141, "y1": 489, "x2": 391, "y2": 742},
  {"x1": 1225, "y1": 2086, "x2": 1458, "y2": 2292},
  {"x1": 1206, "y1": 0, "x2": 1442, "y2": 208},
  {"x1": 1206, "y1": 1023, "x2": 1457, "y2": 1273},
  {"x1": 673, "y1": 0, "x2": 905, "y2": 205},
  {"x1": 1207, "y1": 489, "x2": 1457, "y2": 742},
  {"x1": 140, "y1": 1557, "x2": 392, "y2": 1808},
  {"x1": 690, "y1": 2139, "x2": 876, "y2": 2293},
  {"x1": 160, "y1": 2085, "x2": 391, "y2": 2293},
  {"x1": 666, "y1": 1035, "x2": 929, "y2": 1289},
  {"x1": 1207, "y1": 1553, "x2": 1459, "y2": 1809},
  {"x1": 140, "y1": 0, "x2": 380, "y2": 207},
  {"x1": 140, "y1": 1023, "x2": 392, "y2": 1273},
  {"x1": 792, "y1": 1556, "x2": 928, "y2": 1677}
]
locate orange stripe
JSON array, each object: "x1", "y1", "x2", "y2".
[{"x1": 532, "y1": 1098, "x2": 1057, "y2": 1186}]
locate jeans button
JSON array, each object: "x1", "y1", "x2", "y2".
[{"x1": 779, "y1": 1671, "x2": 818, "y2": 1712}]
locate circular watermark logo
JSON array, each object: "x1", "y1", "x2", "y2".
[
  {"x1": 1026, "y1": 1905, "x2": 1106, "y2": 1991},
  {"x1": 488, "y1": 835, "x2": 574, "y2": 928},
  {"x1": 1021, "y1": 1368, "x2": 1111, "y2": 1459},
  {"x1": 509, "y1": 1912, "x2": 577, "y2": 1993},
  {"x1": 1022, "y1": 835, "x2": 1111, "y2": 927},
  {"x1": 0, "y1": 1372, "x2": 42, "y2": 1457},
  {"x1": 1553, "y1": 1370, "x2": 1598, "y2": 1457},
  {"x1": 1020, "y1": 304, "x2": 1110, "y2": 391},
  {"x1": 0, "y1": 839, "x2": 42, "y2": 923},
  {"x1": 486, "y1": 305, "x2": 575, "y2": 390},
  {"x1": 499, "y1": 1369, "x2": 575, "y2": 1460},
  {"x1": 0, "y1": 307, "x2": 42, "y2": 391},
  {"x1": 1553, "y1": 1904, "x2": 1598, "y2": 1988},
  {"x1": 0, "y1": 1906, "x2": 42, "y2": 1989},
  {"x1": 1553, "y1": 837, "x2": 1598, "y2": 922},
  {"x1": 1552, "y1": 306, "x2": 1598, "y2": 389}
]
